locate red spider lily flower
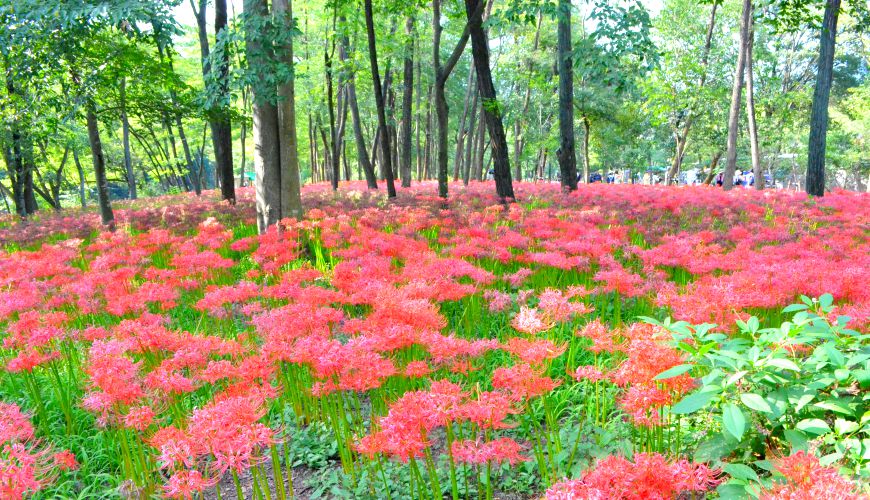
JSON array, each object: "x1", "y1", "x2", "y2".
[
  {"x1": 451, "y1": 437, "x2": 528, "y2": 465},
  {"x1": 483, "y1": 289, "x2": 512, "y2": 312},
  {"x1": 0, "y1": 443, "x2": 46, "y2": 499},
  {"x1": 123, "y1": 405, "x2": 156, "y2": 432},
  {"x1": 0, "y1": 404, "x2": 34, "y2": 444},
  {"x1": 617, "y1": 386, "x2": 673, "y2": 427},
  {"x1": 538, "y1": 288, "x2": 592, "y2": 323},
  {"x1": 457, "y1": 391, "x2": 520, "y2": 430},
  {"x1": 575, "y1": 319, "x2": 620, "y2": 354},
  {"x1": 502, "y1": 337, "x2": 567, "y2": 366},
  {"x1": 511, "y1": 306, "x2": 552, "y2": 335},
  {"x1": 404, "y1": 360, "x2": 432, "y2": 378},
  {"x1": 545, "y1": 452, "x2": 719, "y2": 499},
  {"x1": 164, "y1": 469, "x2": 214, "y2": 499},
  {"x1": 52, "y1": 450, "x2": 79, "y2": 471},
  {"x1": 760, "y1": 451, "x2": 865, "y2": 500},
  {"x1": 610, "y1": 340, "x2": 694, "y2": 394},
  {"x1": 572, "y1": 365, "x2": 606, "y2": 383},
  {"x1": 492, "y1": 363, "x2": 561, "y2": 400}
]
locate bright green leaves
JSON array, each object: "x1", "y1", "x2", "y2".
[
  {"x1": 740, "y1": 393, "x2": 772, "y2": 413},
  {"x1": 722, "y1": 404, "x2": 746, "y2": 441},
  {"x1": 671, "y1": 389, "x2": 717, "y2": 415}
]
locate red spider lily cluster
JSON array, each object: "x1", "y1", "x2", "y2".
[{"x1": 0, "y1": 181, "x2": 867, "y2": 498}]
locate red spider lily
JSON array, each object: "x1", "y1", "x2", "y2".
[
  {"x1": 451, "y1": 437, "x2": 528, "y2": 465},
  {"x1": 546, "y1": 452, "x2": 719, "y2": 499},
  {"x1": 502, "y1": 337, "x2": 567, "y2": 366},
  {"x1": 576, "y1": 319, "x2": 620, "y2": 354},
  {"x1": 511, "y1": 306, "x2": 552, "y2": 335},
  {"x1": 52, "y1": 450, "x2": 79, "y2": 471},
  {"x1": 164, "y1": 469, "x2": 215, "y2": 499},
  {"x1": 0, "y1": 404, "x2": 34, "y2": 444},
  {"x1": 492, "y1": 363, "x2": 561, "y2": 401},
  {"x1": 572, "y1": 365, "x2": 606, "y2": 383},
  {"x1": 760, "y1": 451, "x2": 865, "y2": 500}
]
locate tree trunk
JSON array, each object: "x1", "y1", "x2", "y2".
[
  {"x1": 806, "y1": 0, "x2": 840, "y2": 197},
  {"x1": 400, "y1": 15, "x2": 415, "y2": 188},
  {"x1": 72, "y1": 148, "x2": 87, "y2": 207},
  {"x1": 723, "y1": 0, "x2": 752, "y2": 190},
  {"x1": 214, "y1": 0, "x2": 236, "y2": 202},
  {"x1": 275, "y1": 0, "x2": 303, "y2": 219},
  {"x1": 556, "y1": 0, "x2": 577, "y2": 192},
  {"x1": 463, "y1": 84, "x2": 479, "y2": 185},
  {"x1": 582, "y1": 115, "x2": 590, "y2": 183},
  {"x1": 464, "y1": 0, "x2": 514, "y2": 201},
  {"x1": 744, "y1": 14, "x2": 763, "y2": 190},
  {"x1": 340, "y1": 34, "x2": 377, "y2": 189},
  {"x1": 85, "y1": 99, "x2": 115, "y2": 229},
  {"x1": 514, "y1": 13, "x2": 542, "y2": 182},
  {"x1": 239, "y1": 88, "x2": 248, "y2": 187},
  {"x1": 247, "y1": 0, "x2": 282, "y2": 231},
  {"x1": 119, "y1": 77, "x2": 137, "y2": 199},
  {"x1": 364, "y1": 0, "x2": 397, "y2": 198},
  {"x1": 453, "y1": 69, "x2": 475, "y2": 181},
  {"x1": 704, "y1": 150, "x2": 723, "y2": 184},
  {"x1": 432, "y1": 0, "x2": 472, "y2": 198}
]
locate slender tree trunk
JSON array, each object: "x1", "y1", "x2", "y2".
[
  {"x1": 85, "y1": 99, "x2": 114, "y2": 229},
  {"x1": 364, "y1": 0, "x2": 397, "y2": 197},
  {"x1": 72, "y1": 148, "x2": 87, "y2": 207},
  {"x1": 275, "y1": 0, "x2": 303, "y2": 218},
  {"x1": 556, "y1": 0, "x2": 577, "y2": 192},
  {"x1": 340, "y1": 32, "x2": 377, "y2": 189},
  {"x1": 464, "y1": 0, "x2": 514, "y2": 200},
  {"x1": 423, "y1": 84, "x2": 433, "y2": 181},
  {"x1": 806, "y1": 0, "x2": 840, "y2": 196},
  {"x1": 582, "y1": 115, "x2": 590, "y2": 183},
  {"x1": 514, "y1": 13, "x2": 542, "y2": 181},
  {"x1": 432, "y1": 0, "x2": 472, "y2": 198},
  {"x1": 119, "y1": 77, "x2": 137, "y2": 199},
  {"x1": 463, "y1": 80, "x2": 479, "y2": 185},
  {"x1": 666, "y1": 3, "x2": 718, "y2": 185},
  {"x1": 400, "y1": 15, "x2": 415, "y2": 188},
  {"x1": 723, "y1": 0, "x2": 752, "y2": 190},
  {"x1": 745, "y1": 15, "x2": 762, "y2": 190},
  {"x1": 239, "y1": 88, "x2": 248, "y2": 186},
  {"x1": 415, "y1": 47, "x2": 423, "y2": 183},
  {"x1": 453, "y1": 69, "x2": 475, "y2": 182},
  {"x1": 704, "y1": 151, "x2": 724, "y2": 184}
]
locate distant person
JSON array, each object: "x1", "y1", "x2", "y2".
[{"x1": 716, "y1": 173, "x2": 724, "y2": 186}]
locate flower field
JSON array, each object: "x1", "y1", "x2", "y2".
[{"x1": 1, "y1": 182, "x2": 868, "y2": 499}]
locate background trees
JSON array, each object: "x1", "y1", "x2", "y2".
[{"x1": 3, "y1": 0, "x2": 870, "y2": 219}]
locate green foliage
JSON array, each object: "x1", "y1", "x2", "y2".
[{"x1": 652, "y1": 295, "x2": 870, "y2": 495}]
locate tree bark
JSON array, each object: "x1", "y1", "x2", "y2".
[
  {"x1": 72, "y1": 148, "x2": 87, "y2": 207},
  {"x1": 85, "y1": 99, "x2": 115, "y2": 229},
  {"x1": 364, "y1": 0, "x2": 397, "y2": 197},
  {"x1": 453, "y1": 68, "x2": 475, "y2": 181},
  {"x1": 119, "y1": 77, "x2": 137, "y2": 199},
  {"x1": 806, "y1": 0, "x2": 840, "y2": 197},
  {"x1": 744, "y1": 14, "x2": 763, "y2": 190},
  {"x1": 514, "y1": 12, "x2": 542, "y2": 182},
  {"x1": 556, "y1": 0, "x2": 577, "y2": 192},
  {"x1": 464, "y1": 0, "x2": 514, "y2": 200},
  {"x1": 275, "y1": 0, "x2": 303, "y2": 219},
  {"x1": 723, "y1": 0, "x2": 752, "y2": 190},
  {"x1": 581, "y1": 115, "x2": 590, "y2": 183},
  {"x1": 399, "y1": 15, "x2": 415, "y2": 188},
  {"x1": 340, "y1": 32, "x2": 378, "y2": 189},
  {"x1": 433, "y1": 0, "x2": 472, "y2": 198}
]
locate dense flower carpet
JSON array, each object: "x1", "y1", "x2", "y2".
[{"x1": 0, "y1": 182, "x2": 868, "y2": 499}]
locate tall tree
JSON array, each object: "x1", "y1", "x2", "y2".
[
  {"x1": 399, "y1": 15, "x2": 415, "y2": 188},
  {"x1": 723, "y1": 0, "x2": 752, "y2": 190},
  {"x1": 464, "y1": 0, "x2": 514, "y2": 200},
  {"x1": 192, "y1": 0, "x2": 236, "y2": 203},
  {"x1": 432, "y1": 0, "x2": 472, "y2": 198},
  {"x1": 805, "y1": 0, "x2": 840, "y2": 196},
  {"x1": 556, "y1": 0, "x2": 578, "y2": 191},
  {"x1": 364, "y1": 0, "x2": 397, "y2": 198}
]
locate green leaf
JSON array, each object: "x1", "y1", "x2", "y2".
[
  {"x1": 823, "y1": 342, "x2": 845, "y2": 367},
  {"x1": 782, "y1": 303, "x2": 808, "y2": 313},
  {"x1": 694, "y1": 434, "x2": 737, "y2": 462},
  {"x1": 813, "y1": 399, "x2": 852, "y2": 416},
  {"x1": 723, "y1": 403, "x2": 746, "y2": 441},
  {"x1": 784, "y1": 429, "x2": 808, "y2": 452},
  {"x1": 765, "y1": 358, "x2": 801, "y2": 371},
  {"x1": 819, "y1": 293, "x2": 834, "y2": 310},
  {"x1": 740, "y1": 393, "x2": 773, "y2": 413},
  {"x1": 654, "y1": 363, "x2": 694, "y2": 380},
  {"x1": 834, "y1": 418, "x2": 859, "y2": 435},
  {"x1": 722, "y1": 463, "x2": 759, "y2": 482},
  {"x1": 796, "y1": 418, "x2": 831, "y2": 435},
  {"x1": 671, "y1": 389, "x2": 716, "y2": 415}
]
